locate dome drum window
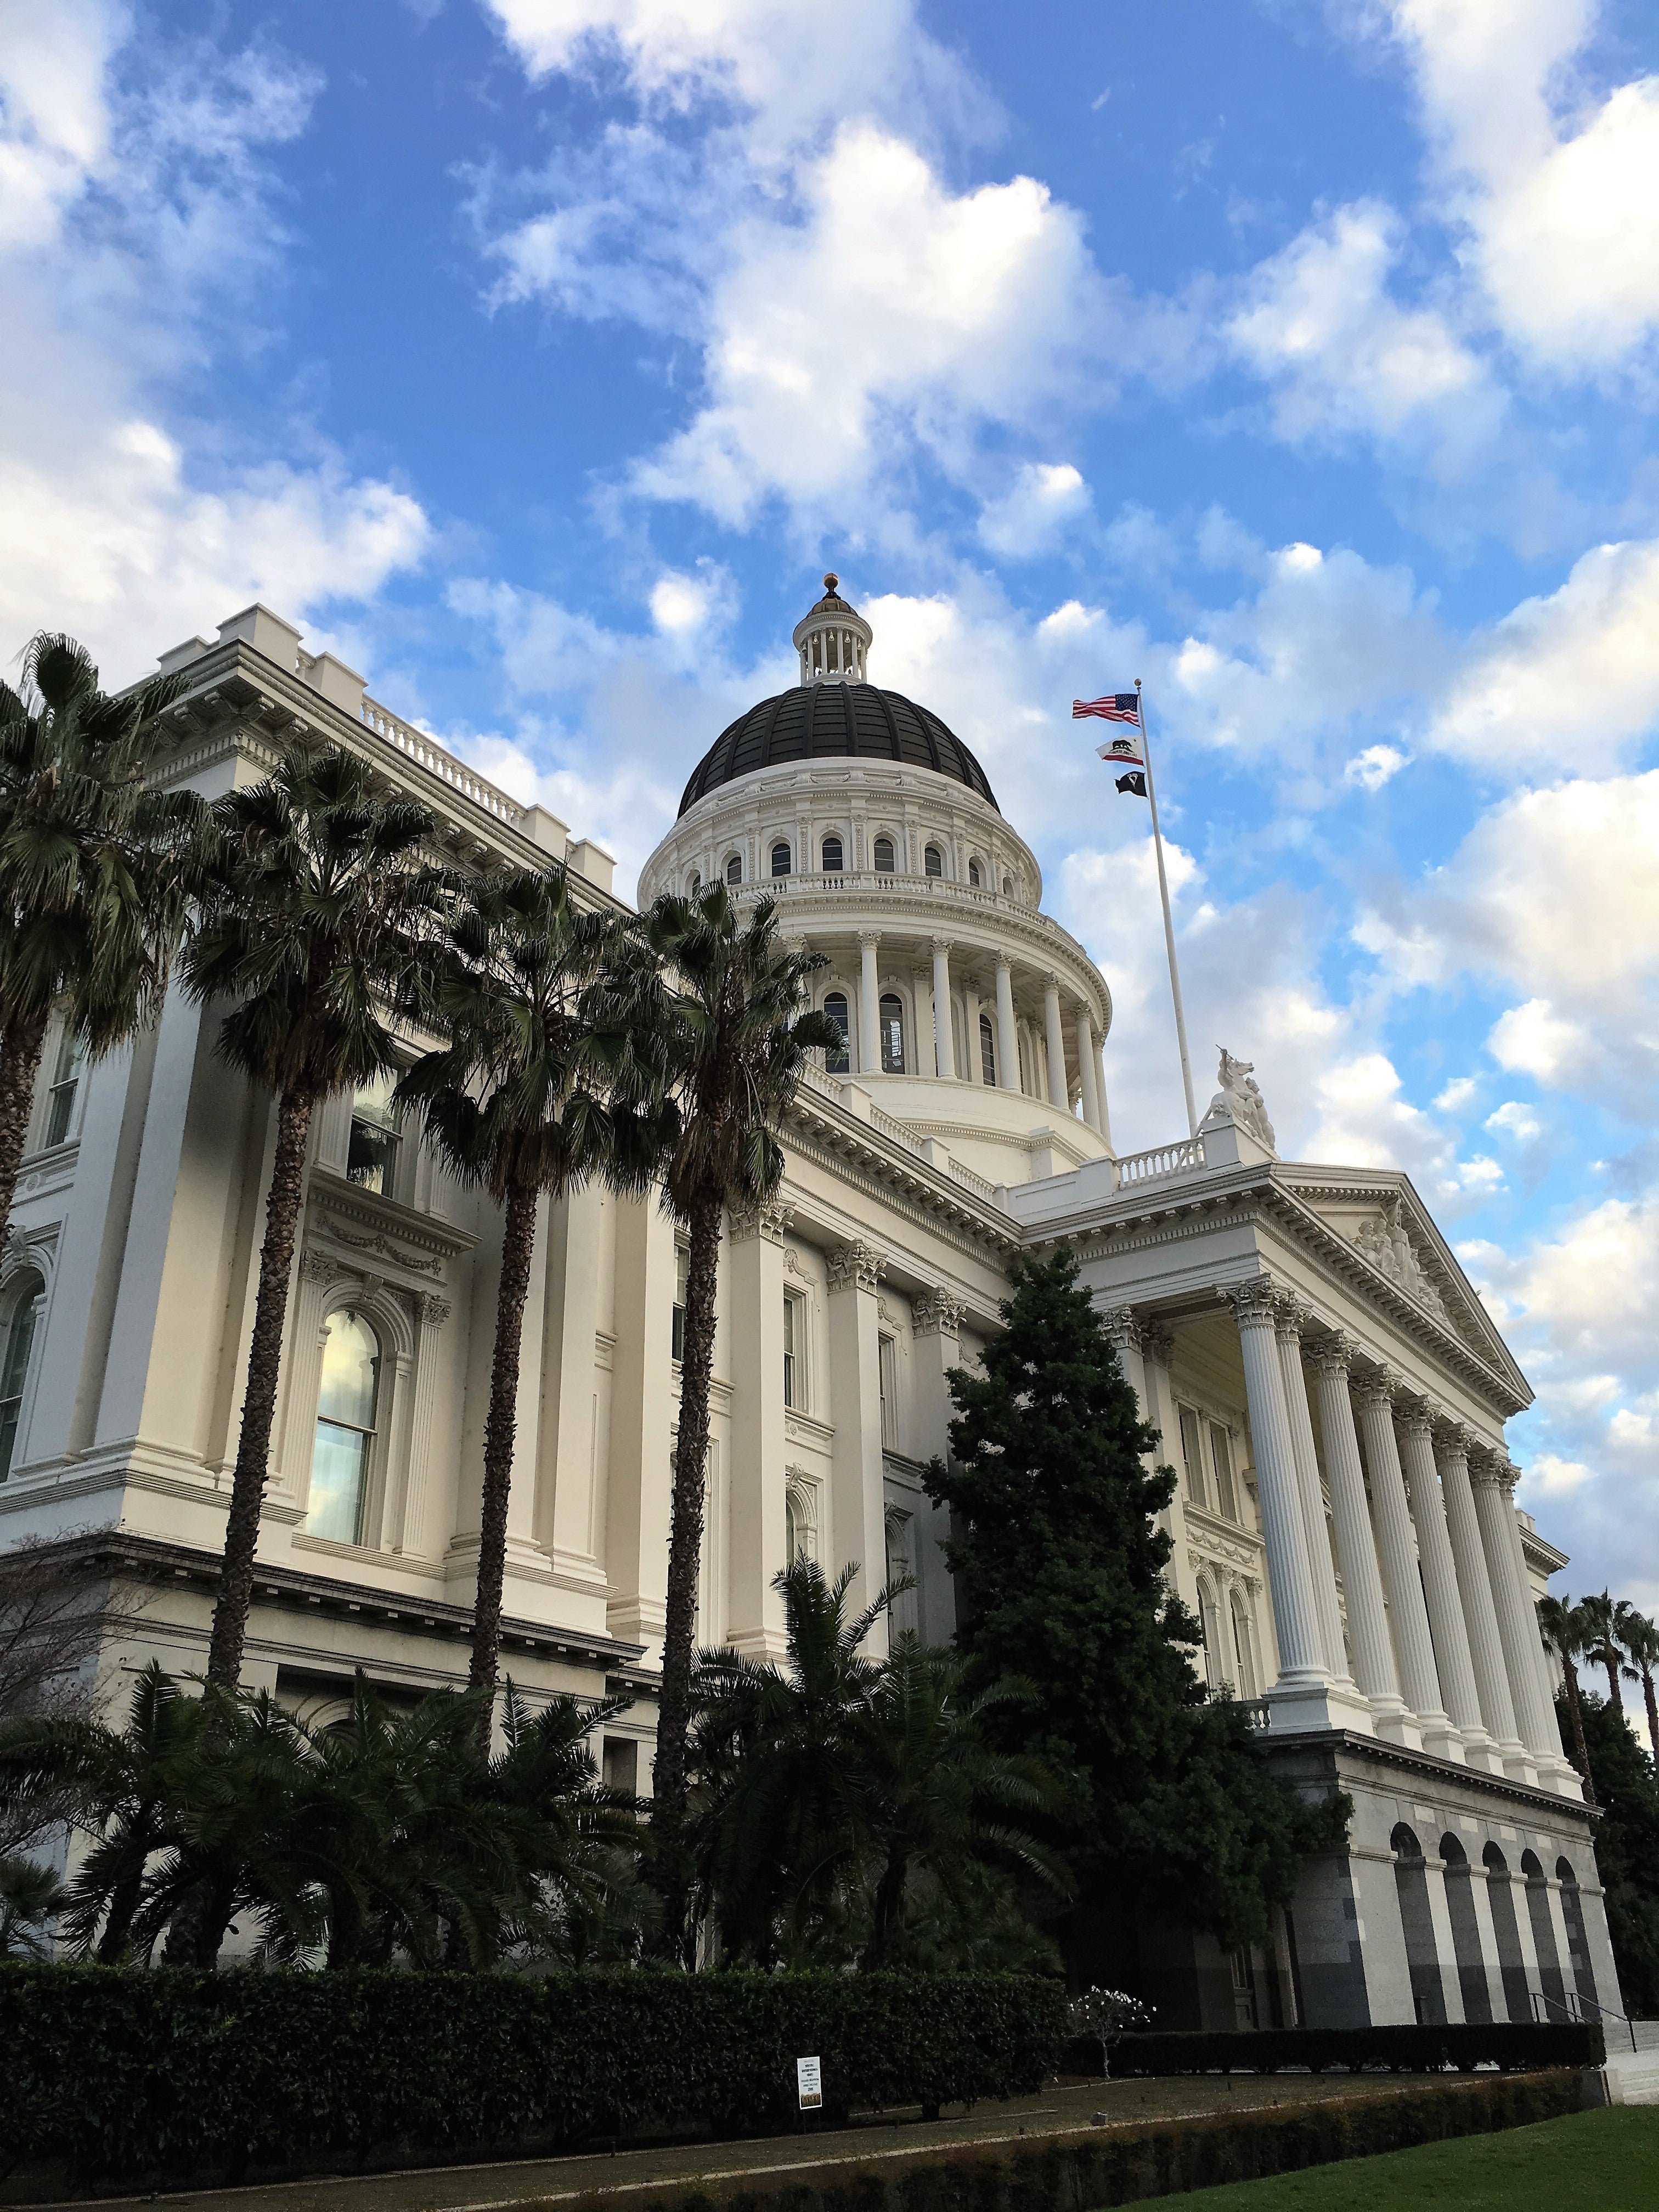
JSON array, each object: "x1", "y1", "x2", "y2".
[
  {"x1": 822, "y1": 991, "x2": 850, "y2": 1074},
  {"x1": 821, "y1": 834, "x2": 844, "y2": 873},
  {"x1": 873, "y1": 835, "x2": 896, "y2": 873},
  {"x1": 968, "y1": 859, "x2": 983, "y2": 888},
  {"x1": 725, "y1": 854, "x2": 743, "y2": 885},
  {"x1": 923, "y1": 844, "x2": 944, "y2": 878},
  {"x1": 770, "y1": 840, "x2": 791, "y2": 878},
  {"x1": 879, "y1": 993, "x2": 905, "y2": 1073}
]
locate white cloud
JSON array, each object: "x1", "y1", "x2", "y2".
[
  {"x1": 1225, "y1": 199, "x2": 1500, "y2": 460},
  {"x1": 1435, "y1": 1075, "x2": 1478, "y2": 1111},
  {"x1": 978, "y1": 462, "x2": 1092, "y2": 558},
  {"x1": 1380, "y1": 0, "x2": 1659, "y2": 371},
  {"x1": 1487, "y1": 1000, "x2": 1589, "y2": 1084},
  {"x1": 1345, "y1": 742, "x2": 1408, "y2": 790},
  {"x1": 1486, "y1": 1099, "x2": 1543, "y2": 1141}
]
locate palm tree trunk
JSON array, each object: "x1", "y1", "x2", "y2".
[
  {"x1": 94, "y1": 1855, "x2": 148, "y2": 1965},
  {"x1": 205, "y1": 1085, "x2": 315, "y2": 1690},
  {"x1": 468, "y1": 1177, "x2": 540, "y2": 1730},
  {"x1": 1643, "y1": 1666, "x2": 1659, "y2": 1766},
  {"x1": 862, "y1": 1846, "x2": 910, "y2": 1970},
  {"x1": 1600, "y1": 1645, "x2": 1624, "y2": 1714},
  {"x1": 651, "y1": 1185, "x2": 723, "y2": 1959},
  {"x1": 0, "y1": 1013, "x2": 49, "y2": 1243},
  {"x1": 1558, "y1": 1657, "x2": 1595, "y2": 1803}
]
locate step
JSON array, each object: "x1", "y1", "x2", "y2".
[
  {"x1": 1602, "y1": 2050, "x2": 1659, "y2": 2106},
  {"x1": 1630, "y1": 2019, "x2": 1659, "y2": 2053}
]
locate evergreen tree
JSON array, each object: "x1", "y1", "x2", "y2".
[
  {"x1": 926, "y1": 1249, "x2": 1346, "y2": 1962},
  {"x1": 1560, "y1": 1689, "x2": 1659, "y2": 2015}
]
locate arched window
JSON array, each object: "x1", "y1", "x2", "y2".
[
  {"x1": 1229, "y1": 1588, "x2": 1257, "y2": 1698},
  {"x1": 1522, "y1": 1850, "x2": 1566, "y2": 2013},
  {"x1": 770, "y1": 840, "x2": 791, "y2": 877},
  {"x1": 1197, "y1": 1577, "x2": 1225, "y2": 1690},
  {"x1": 1002, "y1": 874, "x2": 1014, "y2": 896},
  {"x1": 822, "y1": 991, "x2": 850, "y2": 1074},
  {"x1": 1391, "y1": 1824, "x2": 1447, "y2": 2024},
  {"x1": 872, "y1": 835, "x2": 896, "y2": 873},
  {"x1": 309, "y1": 1310, "x2": 381, "y2": 1545},
  {"x1": 0, "y1": 1271, "x2": 44, "y2": 1481},
  {"x1": 1440, "y1": 1833, "x2": 1492, "y2": 2022},
  {"x1": 688, "y1": 870, "x2": 702, "y2": 895},
  {"x1": 821, "y1": 834, "x2": 844, "y2": 873},
  {"x1": 879, "y1": 993, "x2": 905, "y2": 1073},
  {"x1": 786, "y1": 1488, "x2": 809, "y2": 1565},
  {"x1": 923, "y1": 843, "x2": 944, "y2": 877},
  {"x1": 1482, "y1": 1843, "x2": 1531, "y2": 2022},
  {"x1": 968, "y1": 859, "x2": 983, "y2": 888},
  {"x1": 725, "y1": 854, "x2": 743, "y2": 886},
  {"x1": 1556, "y1": 1858, "x2": 1599, "y2": 2008},
  {"x1": 978, "y1": 1012, "x2": 996, "y2": 1086}
]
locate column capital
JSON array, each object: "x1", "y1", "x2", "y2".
[
  {"x1": 994, "y1": 951, "x2": 1012, "y2": 973},
  {"x1": 1271, "y1": 1290, "x2": 1315, "y2": 1342},
  {"x1": 1351, "y1": 1365, "x2": 1405, "y2": 1414},
  {"x1": 1220, "y1": 1274, "x2": 1279, "y2": 1329},
  {"x1": 416, "y1": 1290, "x2": 453, "y2": 1328},
  {"x1": 826, "y1": 1239, "x2": 885, "y2": 1293},
  {"x1": 1304, "y1": 1328, "x2": 1357, "y2": 1379},
  {"x1": 912, "y1": 1288, "x2": 966, "y2": 1339},
  {"x1": 930, "y1": 934, "x2": 954, "y2": 955},
  {"x1": 298, "y1": 1248, "x2": 338, "y2": 1286},
  {"x1": 729, "y1": 1195, "x2": 793, "y2": 1246},
  {"x1": 1393, "y1": 1393, "x2": 1436, "y2": 1441},
  {"x1": 1141, "y1": 1321, "x2": 1176, "y2": 1367},
  {"x1": 1434, "y1": 1419, "x2": 1481, "y2": 1463},
  {"x1": 1098, "y1": 1303, "x2": 1143, "y2": 1354},
  {"x1": 857, "y1": 928, "x2": 882, "y2": 949}
]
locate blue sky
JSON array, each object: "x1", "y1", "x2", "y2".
[{"x1": 4, "y1": 0, "x2": 1658, "y2": 1612}]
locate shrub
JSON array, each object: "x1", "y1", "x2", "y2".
[
  {"x1": 1099, "y1": 2019, "x2": 1602, "y2": 2075},
  {"x1": 0, "y1": 1965, "x2": 1068, "y2": 2186}
]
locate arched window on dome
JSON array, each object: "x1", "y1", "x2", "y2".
[
  {"x1": 309, "y1": 1310, "x2": 381, "y2": 1545},
  {"x1": 822, "y1": 992, "x2": 850, "y2": 1074},
  {"x1": 968, "y1": 858, "x2": 983, "y2": 888},
  {"x1": 725, "y1": 854, "x2": 743, "y2": 886},
  {"x1": 1002, "y1": 873, "x2": 1015, "y2": 897},
  {"x1": 770, "y1": 840, "x2": 791, "y2": 878},
  {"x1": 979, "y1": 1012, "x2": 996, "y2": 1087},
  {"x1": 0, "y1": 1269, "x2": 45, "y2": 1481},
  {"x1": 821, "y1": 834, "x2": 844, "y2": 873},
  {"x1": 687, "y1": 870, "x2": 702, "y2": 895},
  {"x1": 879, "y1": 994, "x2": 905, "y2": 1073},
  {"x1": 872, "y1": 835, "x2": 896, "y2": 873},
  {"x1": 923, "y1": 844, "x2": 944, "y2": 877}
]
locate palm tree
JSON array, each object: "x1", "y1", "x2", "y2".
[
  {"x1": 395, "y1": 865, "x2": 672, "y2": 1724},
  {"x1": 1618, "y1": 1609, "x2": 1659, "y2": 1765},
  {"x1": 0, "y1": 634, "x2": 200, "y2": 1241},
  {"x1": 859, "y1": 1637, "x2": 1068, "y2": 1969},
  {"x1": 179, "y1": 742, "x2": 444, "y2": 1690},
  {"x1": 1577, "y1": 1590, "x2": 1632, "y2": 1718},
  {"x1": 637, "y1": 885, "x2": 840, "y2": 1950},
  {"x1": 1538, "y1": 1594, "x2": 1596, "y2": 1800}
]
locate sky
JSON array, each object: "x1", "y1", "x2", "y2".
[{"x1": 2, "y1": 0, "x2": 1657, "y2": 1618}]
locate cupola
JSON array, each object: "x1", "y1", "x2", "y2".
[{"x1": 791, "y1": 572, "x2": 873, "y2": 685}]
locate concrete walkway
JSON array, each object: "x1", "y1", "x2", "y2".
[{"x1": 40, "y1": 2074, "x2": 1434, "y2": 2212}]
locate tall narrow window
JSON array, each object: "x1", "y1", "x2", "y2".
[
  {"x1": 770, "y1": 840, "x2": 791, "y2": 878},
  {"x1": 885, "y1": 1510, "x2": 918, "y2": 1636},
  {"x1": 1210, "y1": 1423, "x2": 1239, "y2": 1521},
  {"x1": 672, "y1": 1242, "x2": 689, "y2": 1363},
  {"x1": 879, "y1": 994, "x2": 905, "y2": 1073},
  {"x1": 821, "y1": 834, "x2": 844, "y2": 872},
  {"x1": 979, "y1": 1012, "x2": 996, "y2": 1086},
  {"x1": 923, "y1": 844, "x2": 944, "y2": 877},
  {"x1": 725, "y1": 853, "x2": 743, "y2": 885},
  {"x1": 872, "y1": 835, "x2": 896, "y2": 873},
  {"x1": 968, "y1": 859, "x2": 983, "y2": 888},
  {"x1": 878, "y1": 1333, "x2": 898, "y2": 1449},
  {"x1": 43, "y1": 1030, "x2": 86, "y2": 1148},
  {"x1": 1229, "y1": 1589, "x2": 1257, "y2": 1697},
  {"x1": 347, "y1": 1071, "x2": 401, "y2": 1198},
  {"x1": 786, "y1": 1488, "x2": 806, "y2": 1564},
  {"x1": 0, "y1": 1273, "x2": 44, "y2": 1480},
  {"x1": 1197, "y1": 1578, "x2": 1224, "y2": 1689},
  {"x1": 822, "y1": 991, "x2": 850, "y2": 1074},
  {"x1": 1178, "y1": 1405, "x2": 1209, "y2": 1509},
  {"x1": 687, "y1": 870, "x2": 702, "y2": 895},
  {"x1": 782, "y1": 1293, "x2": 803, "y2": 1408},
  {"x1": 309, "y1": 1310, "x2": 380, "y2": 1544}
]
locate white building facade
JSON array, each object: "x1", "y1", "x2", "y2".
[{"x1": 0, "y1": 580, "x2": 1620, "y2": 2029}]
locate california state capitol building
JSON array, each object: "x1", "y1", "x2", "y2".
[{"x1": 1, "y1": 574, "x2": 1622, "y2": 2032}]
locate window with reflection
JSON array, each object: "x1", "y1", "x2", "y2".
[
  {"x1": 822, "y1": 991, "x2": 850, "y2": 1073},
  {"x1": 783, "y1": 1292, "x2": 804, "y2": 1408},
  {"x1": 725, "y1": 854, "x2": 743, "y2": 885},
  {"x1": 821, "y1": 835, "x2": 844, "y2": 873},
  {"x1": 968, "y1": 859, "x2": 983, "y2": 888},
  {"x1": 1178, "y1": 1404, "x2": 1208, "y2": 1510},
  {"x1": 0, "y1": 1272, "x2": 44, "y2": 1481},
  {"x1": 979, "y1": 1012, "x2": 996, "y2": 1086},
  {"x1": 872, "y1": 835, "x2": 896, "y2": 872},
  {"x1": 309, "y1": 1310, "x2": 380, "y2": 1543},
  {"x1": 879, "y1": 993, "x2": 905, "y2": 1073},
  {"x1": 1210, "y1": 1422, "x2": 1239, "y2": 1520},
  {"x1": 672, "y1": 1242, "x2": 688, "y2": 1363},
  {"x1": 923, "y1": 844, "x2": 943, "y2": 877},
  {"x1": 770, "y1": 840, "x2": 791, "y2": 877},
  {"x1": 44, "y1": 1030, "x2": 86, "y2": 1148},
  {"x1": 347, "y1": 1070, "x2": 402, "y2": 1198},
  {"x1": 688, "y1": 870, "x2": 702, "y2": 895}
]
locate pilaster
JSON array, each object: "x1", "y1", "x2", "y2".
[
  {"x1": 724, "y1": 1198, "x2": 791, "y2": 1661},
  {"x1": 603, "y1": 1190, "x2": 676, "y2": 1656},
  {"x1": 827, "y1": 1239, "x2": 889, "y2": 1648},
  {"x1": 909, "y1": 1285, "x2": 967, "y2": 1646}
]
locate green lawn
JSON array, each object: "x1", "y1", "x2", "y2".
[{"x1": 1120, "y1": 2108, "x2": 1659, "y2": 2211}]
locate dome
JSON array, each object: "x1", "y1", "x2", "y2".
[{"x1": 678, "y1": 682, "x2": 1000, "y2": 816}]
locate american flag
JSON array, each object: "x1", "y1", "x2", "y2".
[{"x1": 1072, "y1": 692, "x2": 1141, "y2": 727}]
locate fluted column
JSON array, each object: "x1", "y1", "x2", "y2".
[
  {"x1": 1353, "y1": 1375, "x2": 1461, "y2": 1760},
  {"x1": 1396, "y1": 1406, "x2": 1495, "y2": 1768},
  {"x1": 1043, "y1": 978, "x2": 1069, "y2": 1112},
  {"x1": 931, "y1": 938, "x2": 955, "y2": 1080},
  {"x1": 1224, "y1": 1281, "x2": 1339, "y2": 1725},
  {"x1": 1307, "y1": 1335, "x2": 1414, "y2": 1743},
  {"x1": 963, "y1": 981, "x2": 984, "y2": 1084},
  {"x1": 1474, "y1": 1459, "x2": 1578, "y2": 1796},
  {"x1": 858, "y1": 932, "x2": 881, "y2": 1074},
  {"x1": 1076, "y1": 1008, "x2": 1103, "y2": 1135},
  {"x1": 1272, "y1": 1303, "x2": 1351, "y2": 1691},
  {"x1": 1092, "y1": 1028, "x2": 1114, "y2": 1152},
  {"x1": 1438, "y1": 1431, "x2": 1530, "y2": 1779},
  {"x1": 994, "y1": 958, "x2": 1018, "y2": 1093}
]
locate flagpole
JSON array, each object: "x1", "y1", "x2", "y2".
[{"x1": 1136, "y1": 678, "x2": 1199, "y2": 1137}]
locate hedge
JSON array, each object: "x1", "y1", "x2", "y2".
[
  {"x1": 1098, "y1": 2020, "x2": 1604, "y2": 2076},
  {"x1": 624, "y1": 2070, "x2": 1587, "y2": 2212},
  {"x1": 0, "y1": 1965, "x2": 1066, "y2": 2187}
]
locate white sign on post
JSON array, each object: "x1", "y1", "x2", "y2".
[{"x1": 796, "y1": 2055, "x2": 822, "y2": 2111}]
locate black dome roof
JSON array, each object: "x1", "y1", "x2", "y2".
[{"x1": 678, "y1": 683, "x2": 999, "y2": 817}]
